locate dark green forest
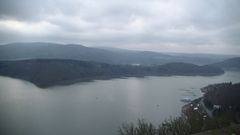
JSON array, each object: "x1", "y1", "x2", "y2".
[{"x1": 0, "y1": 59, "x2": 224, "y2": 88}]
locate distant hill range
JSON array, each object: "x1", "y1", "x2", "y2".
[
  {"x1": 211, "y1": 57, "x2": 240, "y2": 71},
  {"x1": 0, "y1": 42, "x2": 237, "y2": 65},
  {"x1": 0, "y1": 59, "x2": 224, "y2": 88}
]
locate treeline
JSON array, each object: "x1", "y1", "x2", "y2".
[
  {"x1": 0, "y1": 59, "x2": 224, "y2": 88},
  {"x1": 203, "y1": 82, "x2": 240, "y2": 116}
]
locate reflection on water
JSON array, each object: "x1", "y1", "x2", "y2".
[
  {"x1": 0, "y1": 72, "x2": 240, "y2": 135},
  {"x1": 126, "y1": 78, "x2": 143, "y2": 113}
]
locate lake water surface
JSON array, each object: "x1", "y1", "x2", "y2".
[{"x1": 0, "y1": 72, "x2": 240, "y2": 135}]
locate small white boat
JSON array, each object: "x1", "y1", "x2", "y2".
[{"x1": 180, "y1": 97, "x2": 192, "y2": 103}]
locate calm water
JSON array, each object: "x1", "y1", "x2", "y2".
[{"x1": 0, "y1": 72, "x2": 240, "y2": 135}]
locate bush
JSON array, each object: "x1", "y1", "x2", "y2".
[
  {"x1": 119, "y1": 119, "x2": 156, "y2": 135},
  {"x1": 119, "y1": 117, "x2": 191, "y2": 135}
]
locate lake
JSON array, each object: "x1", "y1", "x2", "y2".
[{"x1": 0, "y1": 71, "x2": 240, "y2": 135}]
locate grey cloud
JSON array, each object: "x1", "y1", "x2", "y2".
[{"x1": 0, "y1": 0, "x2": 239, "y2": 54}]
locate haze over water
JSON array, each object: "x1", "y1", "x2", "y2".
[{"x1": 0, "y1": 71, "x2": 240, "y2": 135}]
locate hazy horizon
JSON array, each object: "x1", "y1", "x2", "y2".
[{"x1": 1, "y1": 41, "x2": 239, "y2": 56}]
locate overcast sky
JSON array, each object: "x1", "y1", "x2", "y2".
[{"x1": 0, "y1": 0, "x2": 239, "y2": 54}]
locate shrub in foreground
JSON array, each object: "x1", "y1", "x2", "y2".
[{"x1": 119, "y1": 117, "x2": 191, "y2": 135}]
